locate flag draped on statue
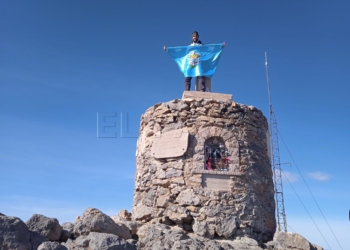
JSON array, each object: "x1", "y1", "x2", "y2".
[{"x1": 166, "y1": 43, "x2": 224, "y2": 78}]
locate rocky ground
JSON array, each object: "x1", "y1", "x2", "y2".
[{"x1": 0, "y1": 208, "x2": 323, "y2": 250}]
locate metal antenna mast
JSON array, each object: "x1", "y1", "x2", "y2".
[{"x1": 265, "y1": 52, "x2": 287, "y2": 232}]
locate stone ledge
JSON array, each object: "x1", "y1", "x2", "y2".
[
  {"x1": 192, "y1": 170, "x2": 243, "y2": 176},
  {"x1": 182, "y1": 91, "x2": 233, "y2": 103}
]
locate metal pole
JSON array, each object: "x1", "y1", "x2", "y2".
[{"x1": 265, "y1": 52, "x2": 287, "y2": 232}]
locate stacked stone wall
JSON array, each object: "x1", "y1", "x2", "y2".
[{"x1": 132, "y1": 96, "x2": 276, "y2": 243}]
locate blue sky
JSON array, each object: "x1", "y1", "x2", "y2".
[{"x1": 1, "y1": 1, "x2": 349, "y2": 249}]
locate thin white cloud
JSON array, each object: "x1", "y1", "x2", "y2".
[
  {"x1": 308, "y1": 171, "x2": 330, "y2": 181},
  {"x1": 281, "y1": 171, "x2": 299, "y2": 183}
]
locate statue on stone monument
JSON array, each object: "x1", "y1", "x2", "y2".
[{"x1": 164, "y1": 31, "x2": 226, "y2": 92}]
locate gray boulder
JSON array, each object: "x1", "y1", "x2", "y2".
[
  {"x1": 138, "y1": 223, "x2": 253, "y2": 250},
  {"x1": 88, "y1": 232, "x2": 137, "y2": 250},
  {"x1": 137, "y1": 224, "x2": 238, "y2": 250},
  {"x1": 266, "y1": 232, "x2": 320, "y2": 250},
  {"x1": 110, "y1": 214, "x2": 140, "y2": 236},
  {"x1": 192, "y1": 219, "x2": 215, "y2": 238},
  {"x1": 63, "y1": 232, "x2": 136, "y2": 250},
  {"x1": 0, "y1": 215, "x2": 31, "y2": 250},
  {"x1": 113, "y1": 209, "x2": 141, "y2": 236},
  {"x1": 137, "y1": 223, "x2": 168, "y2": 247},
  {"x1": 117, "y1": 210, "x2": 132, "y2": 220},
  {"x1": 225, "y1": 237, "x2": 262, "y2": 250},
  {"x1": 62, "y1": 236, "x2": 92, "y2": 250},
  {"x1": 59, "y1": 222, "x2": 74, "y2": 242},
  {"x1": 74, "y1": 208, "x2": 131, "y2": 239},
  {"x1": 37, "y1": 241, "x2": 68, "y2": 250},
  {"x1": 26, "y1": 214, "x2": 63, "y2": 241},
  {"x1": 29, "y1": 231, "x2": 48, "y2": 249},
  {"x1": 312, "y1": 243, "x2": 324, "y2": 250}
]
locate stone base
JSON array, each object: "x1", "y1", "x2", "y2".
[
  {"x1": 182, "y1": 91, "x2": 233, "y2": 103},
  {"x1": 133, "y1": 97, "x2": 275, "y2": 243}
]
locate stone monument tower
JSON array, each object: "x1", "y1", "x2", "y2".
[{"x1": 132, "y1": 91, "x2": 276, "y2": 243}]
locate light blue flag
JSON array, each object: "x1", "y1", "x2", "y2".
[{"x1": 166, "y1": 43, "x2": 224, "y2": 78}]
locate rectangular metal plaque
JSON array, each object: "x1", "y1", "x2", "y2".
[
  {"x1": 202, "y1": 174, "x2": 230, "y2": 190},
  {"x1": 151, "y1": 129, "x2": 189, "y2": 159}
]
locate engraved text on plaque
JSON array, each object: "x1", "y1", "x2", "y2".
[{"x1": 202, "y1": 174, "x2": 230, "y2": 190}]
